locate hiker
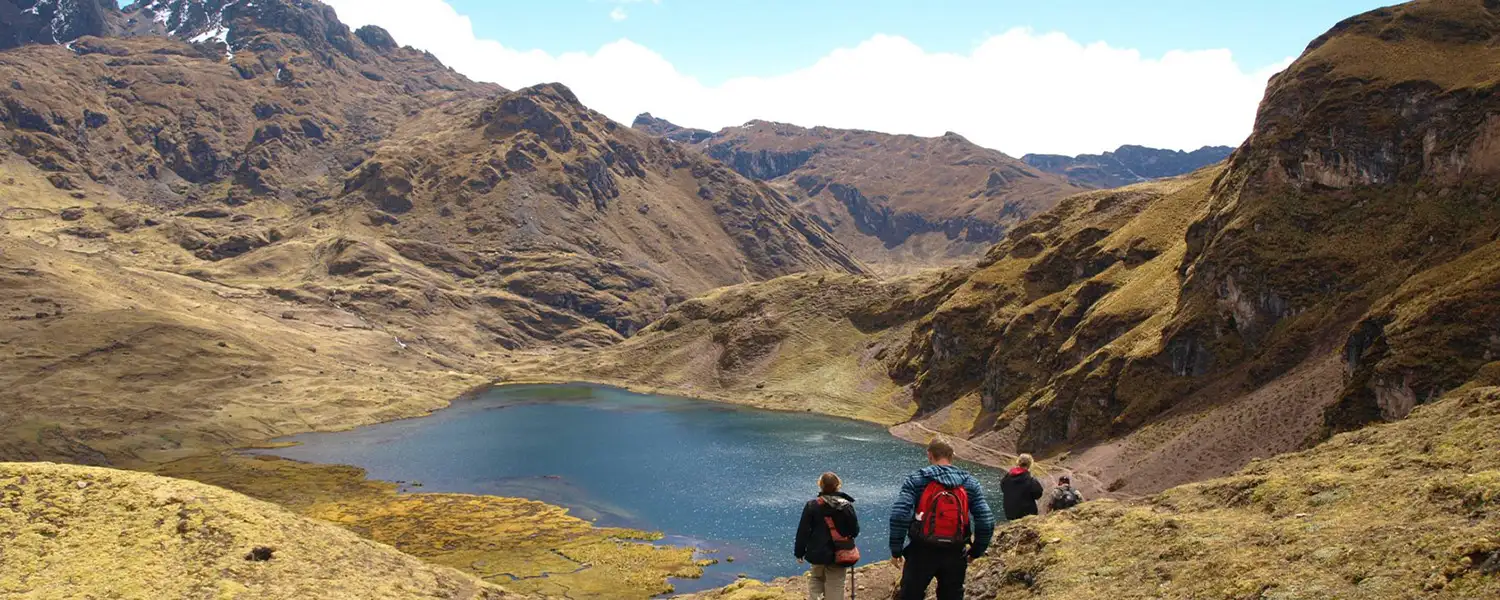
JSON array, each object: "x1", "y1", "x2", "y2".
[
  {"x1": 1047, "y1": 475, "x2": 1084, "y2": 513},
  {"x1": 795, "y1": 472, "x2": 861, "y2": 600},
  {"x1": 888, "y1": 439, "x2": 996, "y2": 600},
  {"x1": 1000, "y1": 453, "x2": 1044, "y2": 521}
]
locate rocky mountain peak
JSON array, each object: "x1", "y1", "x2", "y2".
[
  {"x1": 1229, "y1": 0, "x2": 1500, "y2": 192},
  {"x1": 122, "y1": 0, "x2": 362, "y2": 59},
  {"x1": 939, "y1": 131, "x2": 970, "y2": 143},
  {"x1": 521, "y1": 81, "x2": 583, "y2": 106},
  {"x1": 631, "y1": 112, "x2": 712, "y2": 144},
  {"x1": 354, "y1": 24, "x2": 396, "y2": 51},
  {"x1": 1, "y1": 0, "x2": 121, "y2": 48},
  {"x1": 0, "y1": 0, "x2": 372, "y2": 58},
  {"x1": 476, "y1": 83, "x2": 596, "y2": 151}
]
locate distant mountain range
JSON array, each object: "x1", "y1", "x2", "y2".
[
  {"x1": 632, "y1": 114, "x2": 1086, "y2": 272},
  {"x1": 631, "y1": 113, "x2": 1235, "y2": 269},
  {"x1": 1021, "y1": 144, "x2": 1234, "y2": 189}
]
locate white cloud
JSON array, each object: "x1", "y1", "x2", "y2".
[
  {"x1": 609, "y1": 6, "x2": 627, "y2": 21},
  {"x1": 324, "y1": 0, "x2": 1289, "y2": 156}
]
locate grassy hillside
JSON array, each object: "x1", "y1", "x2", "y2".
[
  {"x1": 0, "y1": 157, "x2": 493, "y2": 465},
  {"x1": 682, "y1": 384, "x2": 1499, "y2": 599},
  {"x1": 0, "y1": 461, "x2": 524, "y2": 599},
  {"x1": 0, "y1": 0, "x2": 864, "y2": 465},
  {"x1": 4, "y1": 1, "x2": 1500, "y2": 599},
  {"x1": 154, "y1": 454, "x2": 706, "y2": 599},
  {"x1": 504, "y1": 270, "x2": 961, "y2": 425}
]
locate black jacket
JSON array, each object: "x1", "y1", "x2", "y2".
[
  {"x1": 794, "y1": 492, "x2": 860, "y2": 565},
  {"x1": 999, "y1": 468, "x2": 1044, "y2": 521}
]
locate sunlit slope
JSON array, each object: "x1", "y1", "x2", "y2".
[{"x1": 0, "y1": 461, "x2": 524, "y2": 599}]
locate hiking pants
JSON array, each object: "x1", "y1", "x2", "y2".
[
  {"x1": 807, "y1": 564, "x2": 846, "y2": 600},
  {"x1": 898, "y1": 545, "x2": 967, "y2": 600}
]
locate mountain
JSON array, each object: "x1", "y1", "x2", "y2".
[
  {"x1": 549, "y1": 1, "x2": 1500, "y2": 596},
  {"x1": 632, "y1": 117, "x2": 1088, "y2": 272},
  {"x1": 8, "y1": 0, "x2": 1500, "y2": 598},
  {"x1": 1022, "y1": 144, "x2": 1235, "y2": 189},
  {"x1": 0, "y1": 0, "x2": 122, "y2": 49},
  {"x1": 631, "y1": 112, "x2": 711, "y2": 144},
  {"x1": 0, "y1": 0, "x2": 862, "y2": 466},
  {"x1": 558, "y1": 0, "x2": 1500, "y2": 498}
]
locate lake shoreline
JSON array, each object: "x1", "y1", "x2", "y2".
[
  {"x1": 493, "y1": 375, "x2": 1015, "y2": 473},
  {"x1": 251, "y1": 384, "x2": 1014, "y2": 592},
  {"x1": 135, "y1": 376, "x2": 1013, "y2": 599}
]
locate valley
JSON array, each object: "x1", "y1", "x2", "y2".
[
  {"x1": 2, "y1": 0, "x2": 1499, "y2": 599},
  {"x1": 246, "y1": 384, "x2": 1010, "y2": 594}
]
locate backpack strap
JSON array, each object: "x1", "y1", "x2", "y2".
[
  {"x1": 823, "y1": 515, "x2": 849, "y2": 542},
  {"x1": 817, "y1": 497, "x2": 850, "y2": 542}
]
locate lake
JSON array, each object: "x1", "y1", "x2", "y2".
[{"x1": 252, "y1": 383, "x2": 1006, "y2": 591}]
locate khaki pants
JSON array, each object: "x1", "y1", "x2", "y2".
[{"x1": 807, "y1": 564, "x2": 847, "y2": 600}]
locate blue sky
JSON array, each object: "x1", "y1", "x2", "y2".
[{"x1": 445, "y1": 0, "x2": 1392, "y2": 86}]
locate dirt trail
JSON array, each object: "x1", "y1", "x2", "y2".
[{"x1": 892, "y1": 421, "x2": 1115, "y2": 501}]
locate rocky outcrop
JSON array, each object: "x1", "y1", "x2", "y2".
[
  {"x1": 0, "y1": 0, "x2": 122, "y2": 50},
  {"x1": 1023, "y1": 144, "x2": 1234, "y2": 189},
  {"x1": 630, "y1": 112, "x2": 711, "y2": 144},
  {"x1": 893, "y1": 0, "x2": 1500, "y2": 487},
  {"x1": 703, "y1": 139, "x2": 815, "y2": 181},
  {"x1": 354, "y1": 25, "x2": 397, "y2": 51},
  {"x1": 1183, "y1": 0, "x2": 1500, "y2": 434}
]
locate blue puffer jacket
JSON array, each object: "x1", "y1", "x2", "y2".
[{"x1": 888, "y1": 464, "x2": 997, "y2": 559}]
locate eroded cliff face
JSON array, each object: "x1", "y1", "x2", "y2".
[
  {"x1": 631, "y1": 118, "x2": 1086, "y2": 272},
  {"x1": 890, "y1": 0, "x2": 1500, "y2": 491},
  {"x1": 1183, "y1": 0, "x2": 1500, "y2": 432}
]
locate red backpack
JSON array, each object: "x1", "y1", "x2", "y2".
[{"x1": 910, "y1": 481, "x2": 970, "y2": 547}]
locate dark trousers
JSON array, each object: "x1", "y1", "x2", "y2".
[{"x1": 898, "y1": 544, "x2": 968, "y2": 600}]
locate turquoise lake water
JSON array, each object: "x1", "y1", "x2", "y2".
[{"x1": 253, "y1": 384, "x2": 1006, "y2": 591}]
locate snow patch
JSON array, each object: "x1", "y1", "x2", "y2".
[
  {"x1": 191, "y1": 26, "x2": 229, "y2": 45},
  {"x1": 150, "y1": 1, "x2": 173, "y2": 27},
  {"x1": 48, "y1": 0, "x2": 73, "y2": 44}
]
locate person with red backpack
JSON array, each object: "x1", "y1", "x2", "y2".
[
  {"x1": 887, "y1": 439, "x2": 996, "y2": 600},
  {"x1": 795, "y1": 472, "x2": 861, "y2": 600}
]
